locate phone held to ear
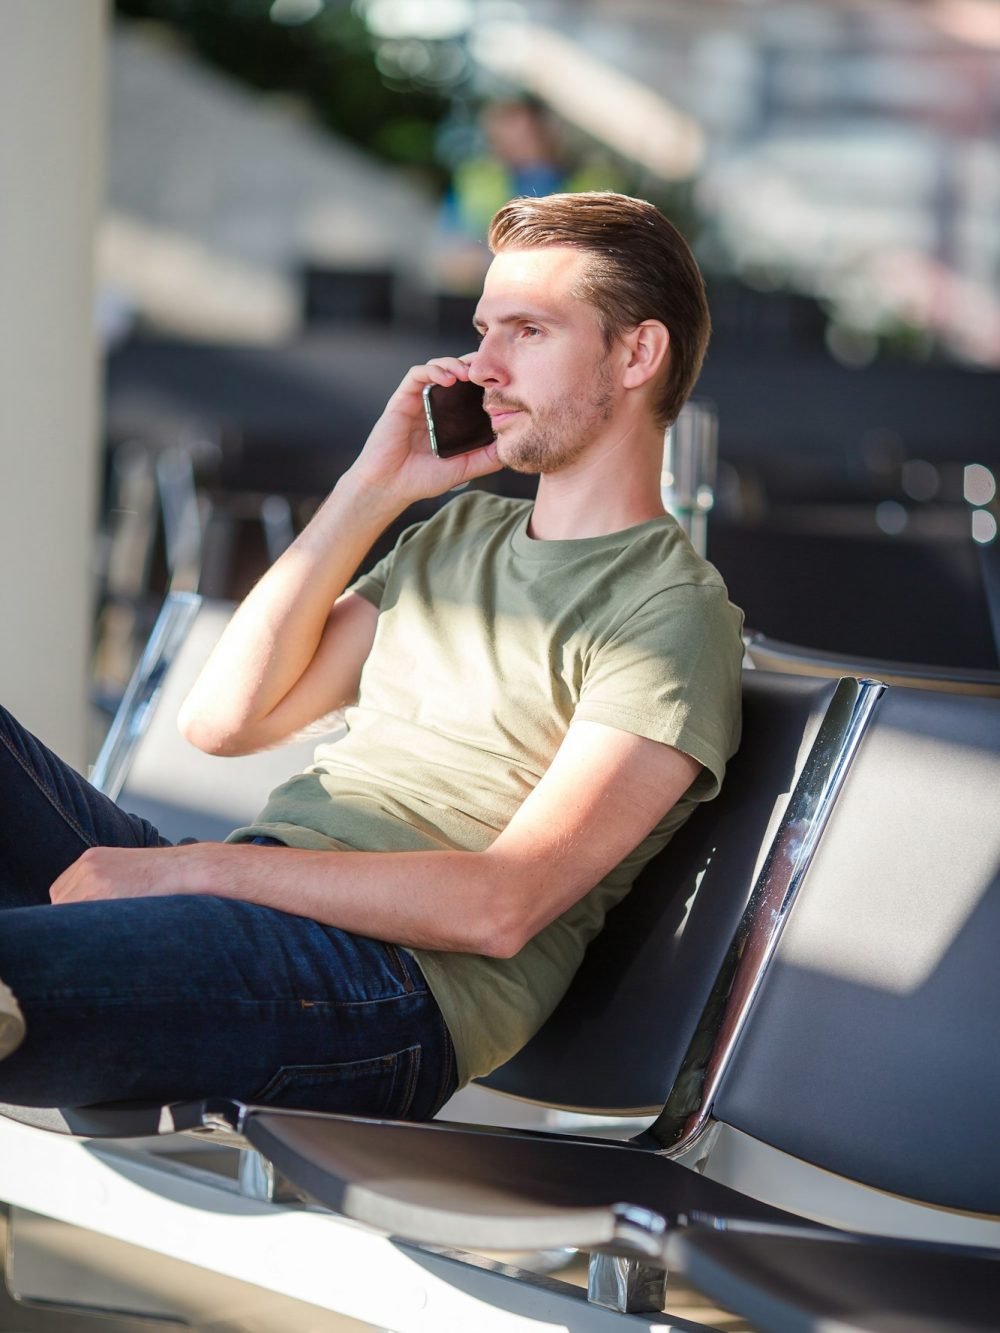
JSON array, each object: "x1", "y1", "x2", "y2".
[{"x1": 423, "y1": 380, "x2": 495, "y2": 459}]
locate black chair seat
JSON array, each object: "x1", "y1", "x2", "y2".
[
  {"x1": 238, "y1": 1105, "x2": 818, "y2": 1256},
  {"x1": 666, "y1": 1227, "x2": 1000, "y2": 1333}
]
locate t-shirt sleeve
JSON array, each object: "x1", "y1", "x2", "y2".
[
  {"x1": 346, "y1": 515, "x2": 429, "y2": 610},
  {"x1": 348, "y1": 552, "x2": 391, "y2": 610},
  {"x1": 574, "y1": 583, "x2": 744, "y2": 800}
]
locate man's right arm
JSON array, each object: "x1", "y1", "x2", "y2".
[
  {"x1": 178, "y1": 357, "x2": 500, "y2": 756},
  {"x1": 176, "y1": 475, "x2": 387, "y2": 756}
]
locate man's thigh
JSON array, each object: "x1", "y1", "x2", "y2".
[{"x1": 0, "y1": 894, "x2": 455, "y2": 1118}]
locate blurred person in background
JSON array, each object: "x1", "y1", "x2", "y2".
[
  {"x1": 435, "y1": 97, "x2": 626, "y2": 295},
  {"x1": 445, "y1": 99, "x2": 568, "y2": 238},
  {"x1": 0, "y1": 192, "x2": 742, "y2": 1120}
]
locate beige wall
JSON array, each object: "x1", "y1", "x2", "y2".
[{"x1": 0, "y1": 0, "x2": 107, "y2": 766}]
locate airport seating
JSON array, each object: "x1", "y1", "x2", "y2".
[
  {"x1": 211, "y1": 672, "x2": 1000, "y2": 1329},
  {"x1": 1, "y1": 594, "x2": 998, "y2": 1331}
]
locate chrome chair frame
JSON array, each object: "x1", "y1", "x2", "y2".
[{"x1": 89, "y1": 591, "x2": 202, "y2": 800}]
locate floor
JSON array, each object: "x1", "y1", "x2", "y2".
[{"x1": 0, "y1": 1199, "x2": 750, "y2": 1333}]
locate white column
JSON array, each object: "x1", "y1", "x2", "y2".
[{"x1": 0, "y1": 0, "x2": 108, "y2": 766}]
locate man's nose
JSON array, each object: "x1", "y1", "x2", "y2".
[{"x1": 467, "y1": 339, "x2": 507, "y2": 388}]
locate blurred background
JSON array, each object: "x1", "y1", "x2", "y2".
[{"x1": 2, "y1": 0, "x2": 1000, "y2": 765}]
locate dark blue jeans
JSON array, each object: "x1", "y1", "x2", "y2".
[{"x1": 0, "y1": 704, "x2": 456, "y2": 1117}]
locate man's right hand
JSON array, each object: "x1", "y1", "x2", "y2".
[{"x1": 346, "y1": 356, "x2": 501, "y2": 510}]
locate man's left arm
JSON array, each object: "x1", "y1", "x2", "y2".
[{"x1": 49, "y1": 722, "x2": 699, "y2": 959}]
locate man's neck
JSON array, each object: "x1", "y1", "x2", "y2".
[{"x1": 526, "y1": 426, "x2": 667, "y2": 541}]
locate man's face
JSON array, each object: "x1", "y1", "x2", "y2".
[{"x1": 468, "y1": 247, "x2": 618, "y2": 475}]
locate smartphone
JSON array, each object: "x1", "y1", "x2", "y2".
[{"x1": 423, "y1": 380, "x2": 495, "y2": 459}]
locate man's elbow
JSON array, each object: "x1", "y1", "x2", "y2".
[
  {"x1": 463, "y1": 852, "x2": 574, "y2": 958},
  {"x1": 472, "y1": 930, "x2": 524, "y2": 961},
  {"x1": 467, "y1": 885, "x2": 539, "y2": 960},
  {"x1": 475, "y1": 922, "x2": 526, "y2": 960},
  {"x1": 177, "y1": 705, "x2": 249, "y2": 758}
]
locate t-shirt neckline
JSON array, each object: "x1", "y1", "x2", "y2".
[{"x1": 509, "y1": 505, "x2": 677, "y2": 562}]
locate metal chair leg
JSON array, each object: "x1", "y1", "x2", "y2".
[
  {"x1": 237, "y1": 1148, "x2": 301, "y2": 1204},
  {"x1": 587, "y1": 1251, "x2": 668, "y2": 1314}
]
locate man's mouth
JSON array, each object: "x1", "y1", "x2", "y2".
[{"x1": 485, "y1": 401, "x2": 524, "y2": 425}]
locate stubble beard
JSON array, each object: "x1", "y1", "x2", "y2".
[{"x1": 493, "y1": 364, "x2": 616, "y2": 475}]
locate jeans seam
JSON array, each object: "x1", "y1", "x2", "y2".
[
  {"x1": 0, "y1": 727, "x2": 97, "y2": 851},
  {"x1": 431, "y1": 1011, "x2": 458, "y2": 1113},
  {"x1": 383, "y1": 943, "x2": 417, "y2": 994},
  {"x1": 399, "y1": 1042, "x2": 421, "y2": 1117}
]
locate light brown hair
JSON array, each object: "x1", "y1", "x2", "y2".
[{"x1": 488, "y1": 191, "x2": 710, "y2": 428}]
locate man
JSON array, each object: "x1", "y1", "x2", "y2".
[{"x1": 0, "y1": 192, "x2": 743, "y2": 1118}]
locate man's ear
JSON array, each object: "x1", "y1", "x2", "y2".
[{"x1": 621, "y1": 320, "x2": 670, "y2": 390}]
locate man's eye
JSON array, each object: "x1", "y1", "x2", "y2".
[{"x1": 522, "y1": 325, "x2": 542, "y2": 338}]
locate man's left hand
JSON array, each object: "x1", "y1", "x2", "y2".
[{"x1": 49, "y1": 846, "x2": 206, "y2": 905}]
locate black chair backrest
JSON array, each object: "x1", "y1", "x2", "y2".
[
  {"x1": 708, "y1": 521, "x2": 1000, "y2": 671},
  {"x1": 744, "y1": 628, "x2": 1000, "y2": 697},
  {"x1": 483, "y1": 671, "x2": 844, "y2": 1115},
  {"x1": 715, "y1": 686, "x2": 1000, "y2": 1215}
]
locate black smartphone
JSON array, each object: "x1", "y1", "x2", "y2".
[{"x1": 423, "y1": 380, "x2": 495, "y2": 459}]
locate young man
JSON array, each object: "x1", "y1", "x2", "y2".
[{"x1": 0, "y1": 193, "x2": 743, "y2": 1118}]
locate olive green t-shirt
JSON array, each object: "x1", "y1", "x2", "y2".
[{"x1": 230, "y1": 492, "x2": 744, "y2": 1086}]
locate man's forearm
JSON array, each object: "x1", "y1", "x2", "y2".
[
  {"x1": 50, "y1": 842, "x2": 528, "y2": 959},
  {"x1": 201, "y1": 843, "x2": 522, "y2": 955}
]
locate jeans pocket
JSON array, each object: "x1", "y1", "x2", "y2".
[{"x1": 250, "y1": 1043, "x2": 422, "y2": 1118}]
